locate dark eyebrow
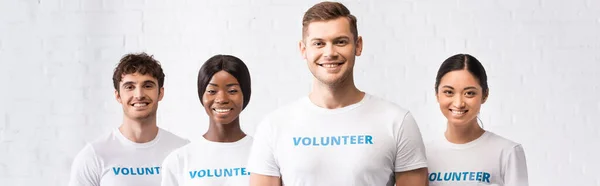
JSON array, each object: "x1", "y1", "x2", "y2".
[
  {"x1": 226, "y1": 83, "x2": 240, "y2": 87},
  {"x1": 310, "y1": 38, "x2": 324, "y2": 42},
  {"x1": 334, "y1": 36, "x2": 350, "y2": 40},
  {"x1": 122, "y1": 81, "x2": 135, "y2": 87},
  {"x1": 143, "y1": 80, "x2": 157, "y2": 85},
  {"x1": 463, "y1": 86, "x2": 478, "y2": 91},
  {"x1": 122, "y1": 80, "x2": 156, "y2": 87},
  {"x1": 311, "y1": 36, "x2": 351, "y2": 42},
  {"x1": 442, "y1": 85, "x2": 478, "y2": 91},
  {"x1": 442, "y1": 85, "x2": 454, "y2": 89},
  {"x1": 208, "y1": 83, "x2": 240, "y2": 87}
]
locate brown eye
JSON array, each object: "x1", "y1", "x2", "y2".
[
  {"x1": 336, "y1": 40, "x2": 348, "y2": 45},
  {"x1": 443, "y1": 90, "x2": 454, "y2": 96}
]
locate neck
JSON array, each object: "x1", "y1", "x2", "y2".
[
  {"x1": 310, "y1": 77, "x2": 364, "y2": 109},
  {"x1": 203, "y1": 118, "x2": 246, "y2": 143},
  {"x1": 444, "y1": 119, "x2": 485, "y2": 144},
  {"x1": 119, "y1": 116, "x2": 159, "y2": 143}
]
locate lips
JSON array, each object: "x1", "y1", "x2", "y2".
[
  {"x1": 130, "y1": 102, "x2": 150, "y2": 108},
  {"x1": 450, "y1": 109, "x2": 468, "y2": 116},
  {"x1": 213, "y1": 108, "x2": 233, "y2": 113},
  {"x1": 317, "y1": 62, "x2": 345, "y2": 68},
  {"x1": 320, "y1": 63, "x2": 343, "y2": 68}
]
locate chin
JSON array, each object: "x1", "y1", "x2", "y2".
[
  {"x1": 213, "y1": 118, "x2": 234, "y2": 125},
  {"x1": 132, "y1": 116, "x2": 152, "y2": 121},
  {"x1": 447, "y1": 118, "x2": 477, "y2": 127},
  {"x1": 318, "y1": 78, "x2": 343, "y2": 86},
  {"x1": 128, "y1": 111, "x2": 151, "y2": 119}
]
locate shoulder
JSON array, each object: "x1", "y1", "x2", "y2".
[
  {"x1": 73, "y1": 143, "x2": 99, "y2": 161},
  {"x1": 485, "y1": 131, "x2": 523, "y2": 151},
  {"x1": 85, "y1": 130, "x2": 119, "y2": 157},
  {"x1": 71, "y1": 141, "x2": 104, "y2": 174}
]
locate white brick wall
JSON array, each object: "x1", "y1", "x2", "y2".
[{"x1": 0, "y1": 0, "x2": 598, "y2": 185}]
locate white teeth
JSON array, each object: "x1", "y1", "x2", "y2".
[
  {"x1": 214, "y1": 108, "x2": 230, "y2": 113},
  {"x1": 133, "y1": 103, "x2": 148, "y2": 107},
  {"x1": 451, "y1": 110, "x2": 466, "y2": 115},
  {"x1": 322, "y1": 63, "x2": 340, "y2": 68}
]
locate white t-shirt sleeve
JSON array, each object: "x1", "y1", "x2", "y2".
[
  {"x1": 246, "y1": 117, "x2": 280, "y2": 177},
  {"x1": 160, "y1": 150, "x2": 182, "y2": 186},
  {"x1": 504, "y1": 144, "x2": 529, "y2": 186},
  {"x1": 68, "y1": 144, "x2": 101, "y2": 186},
  {"x1": 394, "y1": 112, "x2": 428, "y2": 172}
]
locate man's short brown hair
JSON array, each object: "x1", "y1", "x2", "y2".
[
  {"x1": 112, "y1": 52, "x2": 165, "y2": 92},
  {"x1": 302, "y1": 1, "x2": 358, "y2": 42}
]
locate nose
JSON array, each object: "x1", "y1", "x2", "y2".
[
  {"x1": 323, "y1": 43, "x2": 339, "y2": 59},
  {"x1": 215, "y1": 91, "x2": 229, "y2": 104},
  {"x1": 452, "y1": 95, "x2": 465, "y2": 108},
  {"x1": 134, "y1": 87, "x2": 145, "y2": 99}
]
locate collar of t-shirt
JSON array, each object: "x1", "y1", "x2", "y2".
[
  {"x1": 441, "y1": 131, "x2": 490, "y2": 150},
  {"x1": 198, "y1": 135, "x2": 252, "y2": 149},
  {"x1": 114, "y1": 128, "x2": 162, "y2": 149},
  {"x1": 303, "y1": 93, "x2": 371, "y2": 115}
]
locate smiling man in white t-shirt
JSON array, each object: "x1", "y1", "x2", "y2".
[
  {"x1": 247, "y1": 2, "x2": 429, "y2": 186},
  {"x1": 68, "y1": 53, "x2": 189, "y2": 186}
]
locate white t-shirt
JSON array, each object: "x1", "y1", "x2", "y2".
[
  {"x1": 160, "y1": 135, "x2": 253, "y2": 186},
  {"x1": 247, "y1": 93, "x2": 428, "y2": 186},
  {"x1": 425, "y1": 131, "x2": 528, "y2": 186},
  {"x1": 68, "y1": 128, "x2": 190, "y2": 186}
]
